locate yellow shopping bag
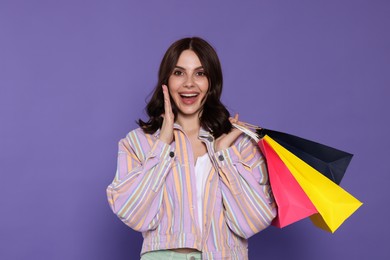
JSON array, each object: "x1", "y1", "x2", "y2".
[{"x1": 263, "y1": 135, "x2": 363, "y2": 233}]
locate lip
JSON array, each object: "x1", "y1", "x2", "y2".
[
  {"x1": 178, "y1": 92, "x2": 200, "y2": 105},
  {"x1": 179, "y1": 91, "x2": 199, "y2": 95}
]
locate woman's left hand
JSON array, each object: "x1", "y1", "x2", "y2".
[{"x1": 215, "y1": 113, "x2": 244, "y2": 152}]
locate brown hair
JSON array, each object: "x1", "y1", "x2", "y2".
[{"x1": 137, "y1": 37, "x2": 231, "y2": 138}]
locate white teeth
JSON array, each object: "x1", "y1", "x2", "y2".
[{"x1": 180, "y1": 93, "x2": 198, "y2": 97}]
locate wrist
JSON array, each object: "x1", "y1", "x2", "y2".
[
  {"x1": 215, "y1": 144, "x2": 229, "y2": 152},
  {"x1": 159, "y1": 135, "x2": 172, "y2": 145}
]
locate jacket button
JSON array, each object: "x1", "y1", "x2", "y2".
[
  {"x1": 218, "y1": 155, "x2": 224, "y2": 161},
  {"x1": 169, "y1": 151, "x2": 175, "y2": 158}
]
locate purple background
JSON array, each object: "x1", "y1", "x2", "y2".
[{"x1": 1, "y1": 0, "x2": 389, "y2": 259}]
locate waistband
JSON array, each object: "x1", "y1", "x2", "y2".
[{"x1": 141, "y1": 250, "x2": 202, "y2": 260}]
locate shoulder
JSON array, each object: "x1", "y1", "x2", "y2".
[
  {"x1": 118, "y1": 128, "x2": 160, "y2": 161},
  {"x1": 232, "y1": 133, "x2": 264, "y2": 164},
  {"x1": 234, "y1": 133, "x2": 259, "y2": 151},
  {"x1": 118, "y1": 127, "x2": 158, "y2": 149},
  {"x1": 124, "y1": 127, "x2": 158, "y2": 144}
]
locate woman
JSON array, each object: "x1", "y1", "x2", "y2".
[{"x1": 106, "y1": 37, "x2": 276, "y2": 260}]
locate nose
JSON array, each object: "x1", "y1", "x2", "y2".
[{"x1": 183, "y1": 74, "x2": 196, "y2": 88}]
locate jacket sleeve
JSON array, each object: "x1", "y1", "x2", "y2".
[
  {"x1": 214, "y1": 134, "x2": 277, "y2": 239},
  {"x1": 106, "y1": 131, "x2": 175, "y2": 232}
]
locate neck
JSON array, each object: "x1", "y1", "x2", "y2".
[{"x1": 176, "y1": 114, "x2": 201, "y2": 137}]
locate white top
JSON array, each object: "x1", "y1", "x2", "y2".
[{"x1": 194, "y1": 153, "x2": 212, "y2": 234}]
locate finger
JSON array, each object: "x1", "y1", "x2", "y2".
[
  {"x1": 162, "y1": 85, "x2": 172, "y2": 115},
  {"x1": 229, "y1": 114, "x2": 239, "y2": 124},
  {"x1": 231, "y1": 113, "x2": 245, "y2": 126}
]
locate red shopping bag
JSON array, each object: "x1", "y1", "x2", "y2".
[{"x1": 259, "y1": 139, "x2": 318, "y2": 228}]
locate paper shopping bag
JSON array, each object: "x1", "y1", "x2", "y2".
[
  {"x1": 263, "y1": 135, "x2": 363, "y2": 233},
  {"x1": 259, "y1": 139, "x2": 318, "y2": 228}
]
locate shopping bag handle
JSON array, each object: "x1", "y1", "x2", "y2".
[{"x1": 232, "y1": 123, "x2": 261, "y2": 142}]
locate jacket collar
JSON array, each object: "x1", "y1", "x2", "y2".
[{"x1": 152, "y1": 123, "x2": 214, "y2": 141}]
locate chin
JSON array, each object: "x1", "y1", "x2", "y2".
[{"x1": 177, "y1": 107, "x2": 202, "y2": 117}]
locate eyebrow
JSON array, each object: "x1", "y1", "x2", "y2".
[{"x1": 174, "y1": 66, "x2": 204, "y2": 70}]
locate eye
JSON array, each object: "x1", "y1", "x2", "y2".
[
  {"x1": 196, "y1": 71, "x2": 206, "y2": 76},
  {"x1": 173, "y1": 70, "x2": 183, "y2": 76}
]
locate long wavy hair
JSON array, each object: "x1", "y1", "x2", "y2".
[{"x1": 137, "y1": 37, "x2": 232, "y2": 138}]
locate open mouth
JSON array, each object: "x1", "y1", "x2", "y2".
[
  {"x1": 180, "y1": 93, "x2": 199, "y2": 98},
  {"x1": 179, "y1": 92, "x2": 199, "y2": 105}
]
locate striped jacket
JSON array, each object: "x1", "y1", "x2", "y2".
[{"x1": 106, "y1": 124, "x2": 276, "y2": 259}]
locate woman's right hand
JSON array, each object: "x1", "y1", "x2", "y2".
[{"x1": 159, "y1": 85, "x2": 174, "y2": 144}]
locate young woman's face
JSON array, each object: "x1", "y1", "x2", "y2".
[{"x1": 168, "y1": 50, "x2": 209, "y2": 120}]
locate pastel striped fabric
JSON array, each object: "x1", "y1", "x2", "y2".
[{"x1": 106, "y1": 124, "x2": 276, "y2": 259}]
